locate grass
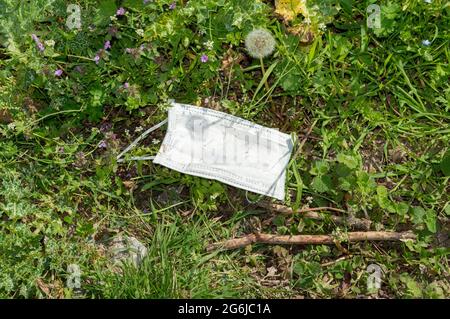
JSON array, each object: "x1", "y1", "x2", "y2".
[{"x1": 0, "y1": 0, "x2": 449, "y2": 299}]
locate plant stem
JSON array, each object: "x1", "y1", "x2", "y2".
[{"x1": 259, "y1": 57, "x2": 270, "y2": 92}]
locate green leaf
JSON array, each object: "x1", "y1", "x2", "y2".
[
  {"x1": 411, "y1": 206, "x2": 426, "y2": 225},
  {"x1": 400, "y1": 274, "x2": 422, "y2": 298},
  {"x1": 338, "y1": 175, "x2": 354, "y2": 191},
  {"x1": 376, "y1": 185, "x2": 395, "y2": 213},
  {"x1": 424, "y1": 209, "x2": 437, "y2": 233},
  {"x1": 311, "y1": 175, "x2": 332, "y2": 193},
  {"x1": 440, "y1": 150, "x2": 450, "y2": 176},
  {"x1": 444, "y1": 205, "x2": 450, "y2": 216},
  {"x1": 337, "y1": 153, "x2": 359, "y2": 170},
  {"x1": 141, "y1": 178, "x2": 178, "y2": 191},
  {"x1": 95, "y1": 0, "x2": 117, "y2": 26},
  {"x1": 339, "y1": 0, "x2": 353, "y2": 15},
  {"x1": 253, "y1": 61, "x2": 278, "y2": 99},
  {"x1": 395, "y1": 202, "x2": 409, "y2": 219},
  {"x1": 310, "y1": 160, "x2": 330, "y2": 176}
]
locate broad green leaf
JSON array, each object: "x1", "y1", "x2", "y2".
[
  {"x1": 424, "y1": 210, "x2": 437, "y2": 233},
  {"x1": 395, "y1": 202, "x2": 409, "y2": 219},
  {"x1": 411, "y1": 206, "x2": 426, "y2": 225},
  {"x1": 337, "y1": 153, "x2": 359, "y2": 170},
  {"x1": 311, "y1": 175, "x2": 331, "y2": 193},
  {"x1": 310, "y1": 160, "x2": 330, "y2": 176},
  {"x1": 440, "y1": 150, "x2": 450, "y2": 176},
  {"x1": 376, "y1": 185, "x2": 395, "y2": 213}
]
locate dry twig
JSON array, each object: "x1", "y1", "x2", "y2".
[{"x1": 207, "y1": 231, "x2": 416, "y2": 252}]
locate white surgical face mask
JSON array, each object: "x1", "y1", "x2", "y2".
[{"x1": 117, "y1": 102, "x2": 293, "y2": 200}]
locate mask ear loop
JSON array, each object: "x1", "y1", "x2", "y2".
[
  {"x1": 116, "y1": 118, "x2": 168, "y2": 163},
  {"x1": 245, "y1": 191, "x2": 265, "y2": 204}
]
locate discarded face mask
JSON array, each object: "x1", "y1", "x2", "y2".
[{"x1": 117, "y1": 102, "x2": 294, "y2": 200}]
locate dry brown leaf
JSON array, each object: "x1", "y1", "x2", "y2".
[
  {"x1": 275, "y1": 0, "x2": 308, "y2": 22},
  {"x1": 36, "y1": 278, "x2": 52, "y2": 298},
  {"x1": 0, "y1": 108, "x2": 13, "y2": 124},
  {"x1": 123, "y1": 180, "x2": 136, "y2": 190},
  {"x1": 287, "y1": 24, "x2": 315, "y2": 43}
]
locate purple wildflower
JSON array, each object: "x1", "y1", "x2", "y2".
[
  {"x1": 107, "y1": 132, "x2": 118, "y2": 141},
  {"x1": 100, "y1": 122, "x2": 112, "y2": 133},
  {"x1": 123, "y1": 82, "x2": 130, "y2": 89},
  {"x1": 200, "y1": 54, "x2": 208, "y2": 63},
  {"x1": 108, "y1": 26, "x2": 119, "y2": 37},
  {"x1": 31, "y1": 34, "x2": 45, "y2": 52},
  {"x1": 54, "y1": 69, "x2": 63, "y2": 77},
  {"x1": 98, "y1": 140, "x2": 107, "y2": 148},
  {"x1": 104, "y1": 40, "x2": 111, "y2": 50},
  {"x1": 94, "y1": 55, "x2": 100, "y2": 64},
  {"x1": 169, "y1": 2, "x2": 176, "y2": 10},
  {"x1": 116, "y1": 7, "x2": 126, "y2": 16},
  {"x1": 75, "y1": 65, "x2": 84, "y2": 74}
]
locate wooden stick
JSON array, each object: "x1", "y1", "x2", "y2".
[
  {"x1": 207, "y1": 231, "x2": 416, "y2": 252},
  {"x1": 257, "y1": 201, "x2": 372, "y2": 230}
]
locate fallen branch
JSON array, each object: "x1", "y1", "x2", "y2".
[
  {"x1": 207, "y1": 231, "x2": 416, "y2": 252},
  {"x1": 257, "y1": 201, "x2": 372, "y2": 230}
]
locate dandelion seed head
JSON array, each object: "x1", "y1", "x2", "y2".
[{"x1": 244, "y1": 28, "x2": 276, "y2": 59}]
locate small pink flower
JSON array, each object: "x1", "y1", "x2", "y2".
[
  {"x1": 116, "y1": 7, "x2": 126, "y2": 16},
  {"x1": 104, "y1": 40, "x2": 111, "y2": 50},
  {"x1": 123, "y1": 82, "x2": 130, "y2": 89},
  {"x1": 200, "y1": 54, "x2": 208, "y2": 63},
  {"x1": 54, "y1": 69, "x2": 63, "y2": 77},
  {"x1": 94, "y1": 55, "x2": 100, "y2": 64}
]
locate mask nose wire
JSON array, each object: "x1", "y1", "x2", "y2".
[{"x1": 116, "y1": 118, "x2": 168, "y2": 163}]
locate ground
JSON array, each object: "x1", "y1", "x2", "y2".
[{"x1": 0, "y1": 0, "x2": 449, "y2": 298}]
